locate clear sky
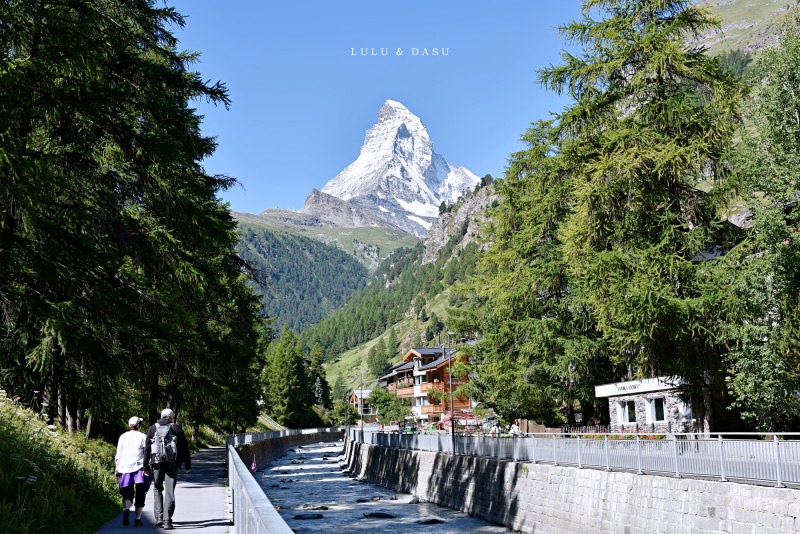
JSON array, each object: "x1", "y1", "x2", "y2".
[{"x1": 168, "y1": 1, "x2": 583, "y2": 214}]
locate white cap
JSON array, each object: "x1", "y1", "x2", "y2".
[
  {"x1": 128, "y1": 416, "x2": 142, "y2": 427},
  {"x1": 161, "y1": 408, "x2": 175, "y2": 419}
]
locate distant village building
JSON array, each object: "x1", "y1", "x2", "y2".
[
  {"x1": 595, "y1": 377, "x2": 694, "y2": 433},
  {"x1": 379, "y1": 347, "x2": 472, "y2": 426},
  {"x1": 348, "y1": 388, "x2": 377, "y2": 424}
]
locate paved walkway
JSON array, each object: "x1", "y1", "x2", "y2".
[{"x1": 97, "y1": 446, "x2": 230, "y2": 533}]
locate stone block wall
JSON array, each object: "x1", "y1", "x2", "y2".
[
  {"x1": 346, "y1": 440, "x2": 800, "y2": 533},
  {"x1": 609, "y1": 389, "x2": 692, "y2": 434}
]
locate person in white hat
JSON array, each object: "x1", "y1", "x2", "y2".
[{"x1": 114, "y1": 416, "x2": 150, "y2": 527}]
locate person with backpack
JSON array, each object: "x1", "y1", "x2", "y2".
[
  {"x1": 114, "y1": 416, "x2": 151, "y2": 527},
  {"x1": 144, "y1": 408, "x2": 191, "y2": 530}
]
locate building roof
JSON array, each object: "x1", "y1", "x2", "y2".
[
  {"x1": 420, "y1": 350, "x2": 456, "y2": 371},
  {"x1": 378, "y1": 360, "x2": 415, "y2": 381},
  {"x1": 403, "y1": 347, "x2": 447, "y2": 362},
  {"x1": 595, "y1": 377, "x2": 685, "y2": 398}
]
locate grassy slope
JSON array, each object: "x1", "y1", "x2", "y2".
[
  {"x1": 235, "y1": 211, "x2": 419, "y2": 269},
  {"x1": 0, "y1": 391, "x2": 119, "y2": 533},
  {"x1": 324, "y1": 287, "x2": 453, "y2": 391},
  {"x1": 697, "y1": 0, "x2": 796, "y2": 56}
]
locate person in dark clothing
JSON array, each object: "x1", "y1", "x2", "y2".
[{"x1": 144, "y1": 408, "x2": 191, "y2": 530}]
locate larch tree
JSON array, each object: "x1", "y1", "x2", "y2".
[{"x1": 538, "y1": 0, "x2": 744, "y2": 432}]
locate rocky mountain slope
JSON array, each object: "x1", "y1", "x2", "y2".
[
  {"x1": 310, "y1": 100, "x2": 480, "y2": 237},
  {"x1": 695, "y1": 0, "x2": 796, "y2": 55}
]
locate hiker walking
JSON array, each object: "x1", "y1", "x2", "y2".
[
  {"x1": 114, "y1": 416, "x2": 151, "y2": 527},
  {"x1": 144, "y1": 408, "x2": 191, "y2": 530}
]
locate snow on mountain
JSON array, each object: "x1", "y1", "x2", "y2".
[{"x1": 318, "y1": 100, "x2": 479, "y2": 236}]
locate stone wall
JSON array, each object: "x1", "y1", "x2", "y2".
[
  {"x1": 346, "y1": 440, "x2": 800, "y2": 533},
  {"x1": 609, "y1": 389, "x2": 693, "y2": 434}
]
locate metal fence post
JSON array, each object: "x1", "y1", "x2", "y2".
[
  {"x1": 604, "y1": 435, "x2": 610, "y2": 471},
  {"x1": 672, "y1": 435, "x2": 681, "y2": 478},
  {"x1": 775, "y1": 435, "x2": 784, "y2": 488},
  {"x1": 636, "y1": 435, "x2": 643, "y2": 475},
  {"x1": 718, "y1": 435, "x2": 727, "y2": 482},
  {"x1": 552, "y1": 435, "x2": 558, "y2": 466},
  {"x1": 577, "y1": 434, "x2": 583, "y2": 468}
]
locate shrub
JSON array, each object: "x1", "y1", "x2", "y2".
[{"x1": 0, "y1": 390, "x2": 119, "y2": 533}]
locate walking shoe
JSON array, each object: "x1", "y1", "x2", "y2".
[
  {"x1": 122, "y1": 509, "x2": 130, "y2": 526},
  {"x1": 154, "y1": 520, "x2": 163, "y2": 528},
  {"x1": 134, "y1": 518, "x2": 143, "y2": 527},
  {"x1": 163, "y1": 520, "x2": 174, "y2": 530}
]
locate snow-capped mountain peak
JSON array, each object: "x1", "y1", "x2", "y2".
[{"x1": 318, "y1": 100, "x2": 479, "y2": 236}]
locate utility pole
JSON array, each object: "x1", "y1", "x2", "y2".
[{"x1": 447, "y1": 331, "x2": 457, "y2": 455}]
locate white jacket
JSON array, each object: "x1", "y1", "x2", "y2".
[{"x1": 115, "y1": 430, "x2": 146, "y2": 474}]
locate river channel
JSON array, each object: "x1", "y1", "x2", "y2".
[{"x1": 257, "y1": 440, "x2": 512, "y2": 532}]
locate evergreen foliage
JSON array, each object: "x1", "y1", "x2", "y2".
[
  {"x1": 237, "y1": 226, "x2": 369, "y2": 331},
  {"x1": 0, "y1": 0, "x2": 264, "y2": 437},
  {"x1": 302, "y1": 235, "x2": 480, "y2": 358},
  {"x1": 721, "y1": 10, "x2": 800, "y2": 430}
]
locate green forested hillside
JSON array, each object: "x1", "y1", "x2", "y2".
[
  {"x1": 237, "y1": 226, "x2": 370, "y2": 331},
  {"x1": 303, "y1": 226, "x2": 481, "y2": 359},
  {"x1": 235, "y1": 211, "x2": 420, "y2": 270}
]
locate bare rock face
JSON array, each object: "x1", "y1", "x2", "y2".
[
  {"x1": 422, "y1": 185, "x2": 498, "y2": 265},
  {"x1": 300, "y1": 189, "x2": 404, "y2": 231}
]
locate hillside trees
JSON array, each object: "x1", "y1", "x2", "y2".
[
  {"x1": 721, "y1": 10, "x2": 800, "y2": 430},
  {"x1": 302, "y1": 236, "x2": 480, "y2": 358},
  {"x1": 237, "y1": 227, "x2": 369, "y2": 331},
  {"x1": 0, "y1": 0, "x2": 263, "y2": 436},
  {"x1": 453, "y1": 122, "x2": 614, "y2": 425}
]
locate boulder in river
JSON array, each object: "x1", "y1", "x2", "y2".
[{"x1": 363, "y1": 512, "x2": 396, "y2": 519}]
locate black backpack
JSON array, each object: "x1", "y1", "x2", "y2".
[{"x1": 150, "y1": 423, "x2": 178, "y2": 464}]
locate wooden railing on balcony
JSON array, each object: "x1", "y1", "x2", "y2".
[{"x1": 421, "y1": 404, "x2": 444, "y2": 415}]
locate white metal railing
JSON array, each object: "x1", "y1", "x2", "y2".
[
  {"x1": 350, "y1": 430, "x2": 800, "y2": 488},
  {"x1": 227, "y1": 445, "x2": 293, "y2": 534},
  {"x1": 227, "y1": 427, "x2": 343, "y2": 533}
]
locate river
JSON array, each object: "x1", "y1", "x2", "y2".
[{"x1": 257, "y1": 440, "x2": 512, "y2": 532}]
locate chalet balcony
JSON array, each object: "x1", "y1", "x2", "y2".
[
  {"x1": 388, "y1": 382, "x2": 415, "y2": 398},
  {"x1": 419, "y1": 382, "x2": 447, "y2": 393},
  {"x1": 421, "y1": 404, "x2": 444, "y2": 415}
]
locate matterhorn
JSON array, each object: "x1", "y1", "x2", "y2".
[{"x1": 303, "y1": 100, "x2": 479, "y2": 237}]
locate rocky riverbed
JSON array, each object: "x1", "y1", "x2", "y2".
[{"x1": 258, "y1": 440, "x2": 512, "y2": 532}]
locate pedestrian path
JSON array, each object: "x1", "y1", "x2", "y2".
[{"x1": 97, "y1": 446, "x2": 230, "y2": 533}]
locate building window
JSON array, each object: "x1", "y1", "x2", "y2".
[
  {"x1": 619, "y1": 400, "x2": 636, "y2": 423},
  {"x1": 650, "y1": 397, "x2": 665, "y2": 422}
]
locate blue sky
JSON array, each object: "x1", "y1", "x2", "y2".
[{"x1": 169, "y1": 1, "x2": 583, "y2": 213}]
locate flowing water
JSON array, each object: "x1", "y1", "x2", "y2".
[{"x1": 258, "y1": 440, "x2": 512, "y2": 533}]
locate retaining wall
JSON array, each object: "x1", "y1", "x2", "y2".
[
  {"x1": 236, "y1": 429, "x2": 344, "y2": 467},
  {"x1": 346, "y1": 440, "x2": 800, "y2": 533}
]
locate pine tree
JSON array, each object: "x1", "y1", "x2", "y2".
[
  {"x1": 263, "y1": 325, "x2": 310, "y2": 428},
  {"x1": 0, "y1": 0, "x2": 263, "y2": 434}
]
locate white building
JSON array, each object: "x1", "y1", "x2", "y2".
[{"x1": 595, "y1": 377, "x2": 694, "y2": 433}]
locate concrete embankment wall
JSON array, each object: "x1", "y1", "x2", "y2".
[
  {"x1": 238, "y1": 430, "x2": 344, "y2": 467},
  {"x1": 346, "y1": 440, "x2": 800, "y2": 534}
]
